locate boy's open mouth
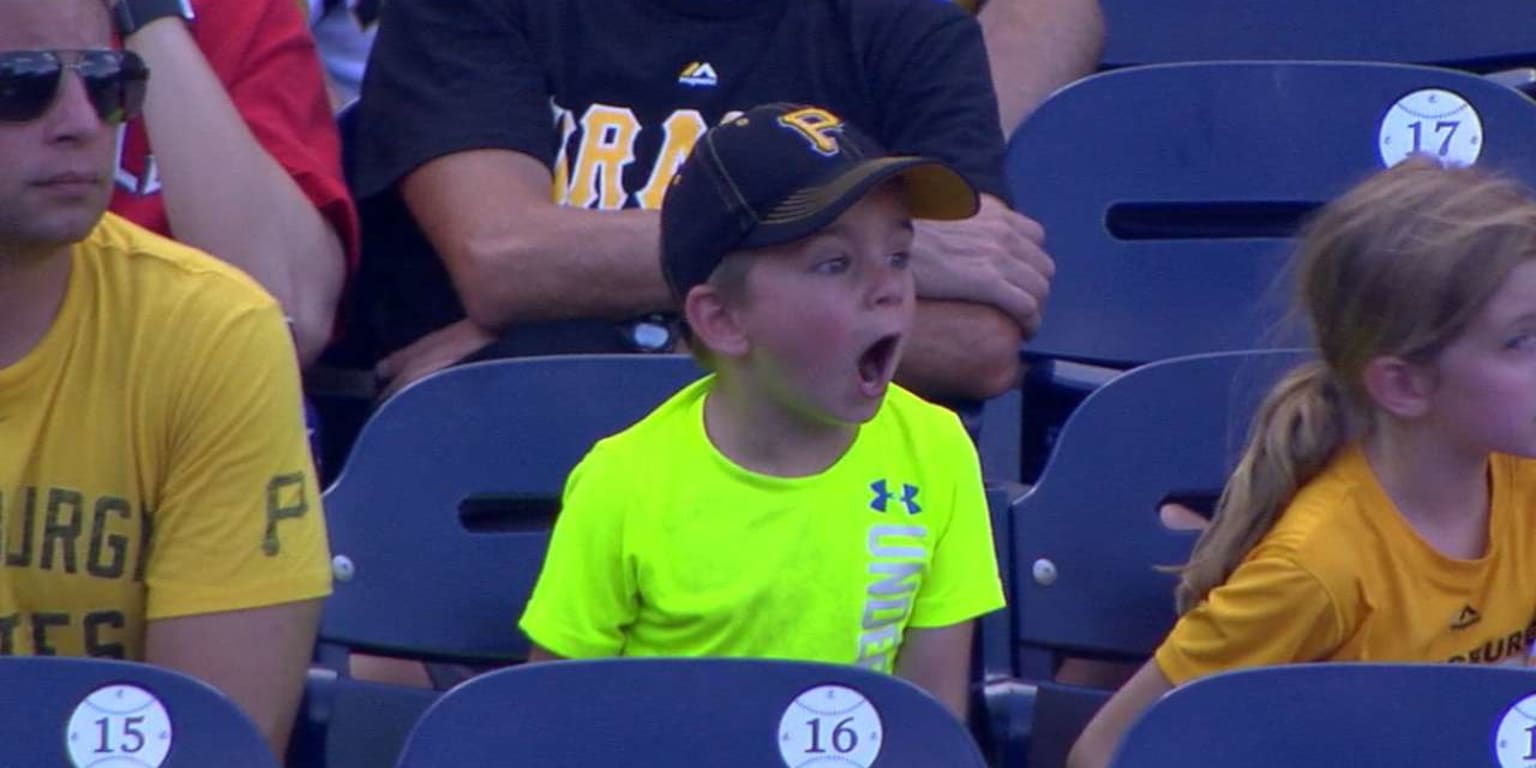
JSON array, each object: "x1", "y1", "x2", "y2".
[{"x1": 857, "y1": 334, "x2": 901, "y2": 389}]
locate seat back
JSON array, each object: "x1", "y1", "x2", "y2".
[
  {"x1": 1013, "y1": 350, "x2": 1306, "y2": 662},
  {"x1": 1010, "y1": 61, "x2": 1536, "y2": 367},
  {"x1": 396, "y1": 658, "x2": 988, "y2": 767},
  {"x1": 0, "y1": 656, "x2": 273, "y2": 767},
  {"x1": 1001, "y1": 350, "x2": 1306, "y2": 766},
  {"x1": 1113, "y1": 663, "x2": 1536, "y2": 767},
  {"x1": 1099, "y1": 1, "x2": 1536, "y2": 71},
  {"x1": 299, "y1": 355, "x2": 703, "y2": 768},
  {"x1": 319, "y1": 354, "x2": 703, "y2": 662}
]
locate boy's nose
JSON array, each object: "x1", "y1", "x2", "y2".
[{"x1": 866, "y1": 262, "x2": 912, "y2": 308}]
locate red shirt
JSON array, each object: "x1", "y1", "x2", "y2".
[{"x1": 110, "y1": 0, "x2": 360, "y2": 268}]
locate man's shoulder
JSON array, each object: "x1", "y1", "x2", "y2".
[{"x1": 83, "y1": 214, "x2": 283, "y2": 322}]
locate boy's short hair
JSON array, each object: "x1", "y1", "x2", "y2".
[{"x1": 659, "y1": 102, "x2": 982, "y2": 301}]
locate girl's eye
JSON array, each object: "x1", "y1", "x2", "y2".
[
  {"x1": 1505, "y1": 333, "x2": 1536, "y2": 351},
  {"x1": 890, "y1": 251, "x2": 911, "y2": 269}
]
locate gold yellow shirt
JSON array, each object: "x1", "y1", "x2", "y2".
[
  {"x1": 1157, "y1": 443, "x2": 1536, "y2": 683},
  {"x1": 0, "y1": 214, "x2": 332, "y2": 659}
]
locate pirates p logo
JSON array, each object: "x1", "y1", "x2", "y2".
[{"x1": 778, "y1": 107, "x2": 844, "y2": 157}]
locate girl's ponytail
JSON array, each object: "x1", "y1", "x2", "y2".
[{"x1": 1174, "y1": 362, "x2": 1349, "y2": 614}]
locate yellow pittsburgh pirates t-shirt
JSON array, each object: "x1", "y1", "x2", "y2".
[
  {"x1": 1156, "y1": 443, "x2": 1536, "y2": 684},
  {"x1": 520, "y1": 376, "x2": 1005, "y2": 672},
  {"x1": 0, "y1": 214, "x2": 332, "y2": 659}
]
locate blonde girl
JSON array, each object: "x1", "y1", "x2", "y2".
[{"x1": 1070, "y1": 160, "x2": 1536, "y2": 768}]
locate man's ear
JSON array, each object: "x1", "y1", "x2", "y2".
[
  {"x1": 1361, "y1": 355, "x2": 1435, "y2": 419},
  {"x1": 683, "y1": 284, "x2": 749, "y2": 358}
]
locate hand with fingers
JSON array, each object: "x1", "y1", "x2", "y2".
[
  {"x1": 910, "y1": 194, "x2": 1055, "y2": 337},
  {"x1": 374, "y1": 319, "x2": 496, "y2": 401}
]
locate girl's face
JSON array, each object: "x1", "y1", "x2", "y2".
[{"x1": 1422, "y1": 259, "x2": 1536, "y2": 458}]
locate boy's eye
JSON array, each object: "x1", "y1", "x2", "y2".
[
  {"x1": 813, "y1": 256, "x2": 851, "y2": 274},
  {"x1": 1505, "y1": 333, "x2": 1536, "y2": 351},
  {"x1": 890, "y1": 251, "x2": 910, "y2": 269}
]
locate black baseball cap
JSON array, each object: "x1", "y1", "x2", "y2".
[{"x1": 661, "y1": 102, "x2": 980, "y2": 299}]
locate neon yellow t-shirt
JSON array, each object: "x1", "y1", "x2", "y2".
[
  {"x1": 520, "y1": 376, "x2": 1005, "y2": 672},
  {"x1": 0, "y1": 214, "x2": 332, "y2": 659},
  {"x1": 1156, "y1": 443, "x2": 1536, "y2": 684}
]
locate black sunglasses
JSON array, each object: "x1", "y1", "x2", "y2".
[{"x1": 0, "y1": 49, "x2": 148, "y2": 125}]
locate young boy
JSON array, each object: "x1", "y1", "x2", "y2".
[{"x1": 518, "y1": 103, "x2": 1006, "y2": 718}]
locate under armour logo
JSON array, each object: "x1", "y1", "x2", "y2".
[{"x1": 869, "y1": 480, "x2": 921, "y2": 515}]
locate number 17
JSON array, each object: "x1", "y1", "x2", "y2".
[{"x1": 1408, "y1": 120, "x2": 1460, "y2": 156}]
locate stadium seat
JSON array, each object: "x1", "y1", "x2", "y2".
[
  {"x1": 983, "y1": 349, "x2": 1307, "y2": 767},
  {"x1": 1098, "y1": 0, "x2": 1536, "y2": 73},
  {"x1": 1005, "y1": 59, "x2": 1536, "y2": 480},
  {"x1": 1011, "y1": 60, "x2": 1536, "y2": 368},
  {"x1": 1112, "y1": 663, "x2": 1536, "y2": 767},
  {"x1": 0, "y1": 656, "x2": 274, "y2": 767},
  {"x1": 396, "y1": 658, "x2": 988, "y2": 767},
  {"x1": 292, "y1": 354, "x2": 704, "y2": 768}
]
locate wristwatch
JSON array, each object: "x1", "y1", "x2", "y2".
[{"x1": 113, "y1": 0, "x2": 196, "y2": 38}]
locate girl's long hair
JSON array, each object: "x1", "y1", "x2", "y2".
[{"x1": 1175, "y1": 159, "x2": 1536, "y2": 614}]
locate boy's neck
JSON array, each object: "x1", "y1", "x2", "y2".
[
  {"x1": 1362, "y1": 422, "x2": 1491, "y2": 560},
  {"x1": 702, "y1": 376, "x2": 858, "y2": 478}
]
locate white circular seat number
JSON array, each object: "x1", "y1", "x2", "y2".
[
  {"x1": 1378, "y1": 88, "x2": 1483, "y2": 168},
  {"x1": 1497, "y1": 692, "x2": 1536, "y2": 767},
  {"x1": 65, "y1": 684, "x2": 173, "y2": 768},
  {"x1": 778, "y1": 685, "x2": 883, "y2": 767}
]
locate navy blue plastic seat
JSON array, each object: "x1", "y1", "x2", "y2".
[
  {"x1": 0, "y1": 656, "x2": 274, "y2": 767},
  {"x1": 292, "y1": 354, "x2": 704, "y2": 768},
  {"x1": 1113, "y1": 663, "x2": 1536, "y2": 767},
  {"x1": 396, "y1": 658, "x2": 988, "y2": 767},
  {"x1": 985, "y1": 350, "x2": 1307, "y2": 767},
  {"x1": 1012, "y1": 61, "x2": 1536, "y2": 368},
  {"x1": 1005, "y1": 59, "x2": 1536, "y2": 481}
]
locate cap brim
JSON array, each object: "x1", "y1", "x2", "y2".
[{"x1": 738, "y1": 156, "x2": 980, "y2": 251}]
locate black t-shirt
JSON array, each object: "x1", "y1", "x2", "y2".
[{"x1": 353, "y1": 0, "x2": 1008, "y2": 358}]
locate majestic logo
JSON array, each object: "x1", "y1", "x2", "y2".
[
  {"x1": 869, "y1": 480, "x2": 921, "y2": 515},
  {"x1": 1451, "y1": 604, "x2": 1482, "y2": 630},
  {"x1": 677, "y1": 61, "x2": 718, "y2": 88},
  {"x1": 777, "y1": 107, "x2": 844, "y2": 156}
]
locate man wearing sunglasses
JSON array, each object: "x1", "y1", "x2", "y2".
[{"x1": 0, "y1": 0, "x2": 331, "y2": 758}]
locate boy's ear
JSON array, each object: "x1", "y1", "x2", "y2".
[
  {"x1": 683, "y1": 284, "x2": 750, "y2": 358},
  {"x1": 1361, "y1": 355, "x2": 1434, "y2": 419}
]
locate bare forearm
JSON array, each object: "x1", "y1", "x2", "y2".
[
  {"x1": 896, "y1": 665, "x2": 970, "y2": 721},
  {"x1": 403, "y1": 150, "x2": 673, "y2": 333},
  {"x1": 456, "y1": 208, "x2": 669, "y2": 331},
  {"x1": 145, "y1": 599, "x2": 323, "y2": 757},
  {"x1": 897, "y1": 300, "x2": 1023, "y2": 401},
  {"x1": 894, "y1": 624, "x2": 974, "y2": 721},
  {"x1": 1068, "y1": 660, "x2": 1175, "y2": 768},
  {"x1": 979, "y1": 0, "x2": 1104, "y2": 134},
  {"x1": 126, "y1": 19, "x2": 344, "y2": 364}
]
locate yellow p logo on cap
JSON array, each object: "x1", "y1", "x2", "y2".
[{"x1": 777, "y1": 107, "x2": 844, "y2": 157}]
